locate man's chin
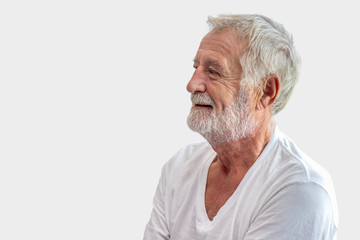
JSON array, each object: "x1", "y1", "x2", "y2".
[{"x1": 187, "y1": 118, "x2": 205, "y2": 134}]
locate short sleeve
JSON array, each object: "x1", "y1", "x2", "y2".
[{"x1": 244, "y1": 182, "x2": 337, "y2": 240}]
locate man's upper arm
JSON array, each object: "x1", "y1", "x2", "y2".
[
  {"x1": 244, "y1": 182, "x2": 337, "y2": 240},
  {"x1": 143, "y1": 166, "x2": 170, "y2": 240}
]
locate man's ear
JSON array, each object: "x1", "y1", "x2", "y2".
[{"x1": 257, "y1": 74, "x2": 280, "y2": 110}]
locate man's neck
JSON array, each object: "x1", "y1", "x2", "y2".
[{"x1": 211, "y1": 119, "x2": 276, "y2": 175}]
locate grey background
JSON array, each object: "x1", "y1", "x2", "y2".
[{"x1": 0, "y1": 0, "x2": 358, "y2": 239}]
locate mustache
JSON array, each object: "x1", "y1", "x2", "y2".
[{"x1": 191, "y1": 93, "x2": 215, "y2": 107}]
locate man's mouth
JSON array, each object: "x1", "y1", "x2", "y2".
[{"x1": 194, "y1": 104, "x2": 213, "y2": 108}]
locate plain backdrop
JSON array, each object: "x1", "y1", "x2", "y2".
[{"x1": 0, "y1": 0, "x2": 359, "y2": 239}]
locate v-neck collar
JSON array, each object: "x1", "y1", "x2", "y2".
[{"x1": 196, "y1": 127, "x2": 280, "y2": 226}]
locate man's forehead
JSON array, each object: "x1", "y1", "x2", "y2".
[{"x1": 194, "y1": 30, "x2": 244, "y2": 64}]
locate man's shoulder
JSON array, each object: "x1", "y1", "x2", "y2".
[
  {"x1": 275, "y1": 129, "x2": 333, "y2": 186},
  {"x1": 163, "y1": 141, "x2": 214, "y2": 174},
  {"x1": 176, "y1": 141, "x2": 212, "y2": 159},
  {"x1": 274, "y1": 129, "x2": 338, "y2": 221},
  {"x1": 258, "y1": 129, "x2": 339, "y2": 229}
]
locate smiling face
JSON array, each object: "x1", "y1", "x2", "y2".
[
  {"x1": 187, "y1": 29, "x2": 245, "y2": 113},
  {"x1": 187, "y1": 29, "x2": 257, "y2": 145}
]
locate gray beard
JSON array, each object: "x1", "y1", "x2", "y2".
[{"x1": 187, "y1": 89, "x2": 256, "y2": 146}]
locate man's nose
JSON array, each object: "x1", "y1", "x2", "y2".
[{"x1": 186, "y1": 68, "x2": 206, "y2": 93}]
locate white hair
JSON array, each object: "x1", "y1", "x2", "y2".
[{"x1": 207, "y1": 14, "x2": 301, "y2": 114}]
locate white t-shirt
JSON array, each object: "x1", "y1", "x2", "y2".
[{"x1": 144, "y1": 128, "x2": 338, "y2": 239}]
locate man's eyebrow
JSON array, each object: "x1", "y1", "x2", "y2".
[{"x1": 192, "y1": 58, "x2": 225, "y2": 70}]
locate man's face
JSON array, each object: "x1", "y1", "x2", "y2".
[
  {"x1": 187, "y1": 29, "x2": 244, "y2": 114},
  {"x1": 186, "y1": 29, "x2": 256, "y2": 145}
]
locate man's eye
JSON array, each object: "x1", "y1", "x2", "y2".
[
  {"x1": 208, "y1": 69, "x2": 219, "y2": 75},
  {"x1": 193, "y1": 65, "x2": 198, "y2": 69}
]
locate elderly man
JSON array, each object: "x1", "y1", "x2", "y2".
[{"x1": 144, "y1": 14, "x2": 338, "y2": 239}]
